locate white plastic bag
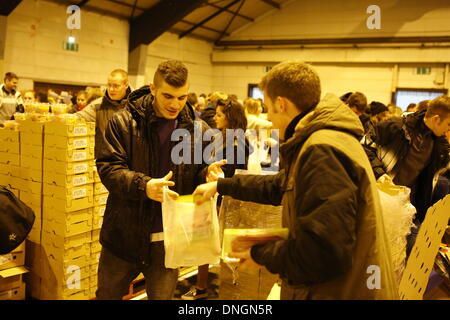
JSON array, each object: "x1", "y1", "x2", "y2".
[
  {"x1": 161, "y1": 190, "x2": 221, "y2": 269},
  {"x1": 377, "y1": 175, "x2": 416, "y2": 282}
]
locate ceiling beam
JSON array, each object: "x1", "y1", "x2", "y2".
[
  {"x1": 78, "y1": 0, "x2": 90, "y2": 8},
  {"x1": 129, "y1": 0, "x2": 204, "y2": 50},
  {"x1": 215, "y1": 36, "x2": 450, "y2": 47},
  {"x1": 215, "y1": 0, "x2": 245, "y2": 44},
  {"x1": 181, "y1": 20, "x2": 230, "y2": 36},
  {"x1": 206, "y1": 2, "x2": 254, "y2": 22},
  {"x1": 259, "y1": 0, "x2": 280, "y2": 9},
  {"x1": 0, "y1": 0, "x2": 22, "y2": 16},
  {"x1": 179, "y1": 0, "x2": 241, "y2": 39}
]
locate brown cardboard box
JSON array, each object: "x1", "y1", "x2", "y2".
[
  {"x1": 90, "y1": 241, "x2": 101, "y2": 255},
  {"x1": 21, "y1": 144, "x2": 43, "y2": 158},
  {"x1": 93, "y1": 182, "x2": 108, "y2": 195},
  {"x1": 44, "y1": 121, "x2": 94, "y2": 138},
  {"x1": 92, "y1": 217, "x2": 103, "y2": 231},
  {"x1": 0, "y1": 128, "x2": 20, "y2": 142},
  {"x1": 43, "y1": 194, "x2": 94, "y2": 213},
  {"x1": 43, "y1": 183, "x2": 93, "y2": 201},
  {"x1": 41, "y1": 254, "x2": 90, "y2": 285},
  {"x1": 28, "y1": 218, "x2": 42, "y2": 244},
  {"x1": 11, "y1": 177, "x2": 41, "y2": 194},
  {"x1": 20, "y1": 132, "x2": 43, "y2": 146},
  {"x1": 43, "y1": 159, "x2": 95, "y2": 176},
  {"x1": 25, "y1": 240, "x2": 42, "y2": 274},
  {"x1": 89, "y1": 263, "x2": 98, "y2": 277},
  {"x1": 45, "y1": 134, "x2": 94, "y2": 150},
  {"x1": 43, "y1": 207, "x2": 93, "y2": 226},
  {"x1": 40, "y1": 284, "x2": 90, "y2": 300},
  {"x1": 20, "y1": 191, "x2": 42, "y2": 209},
  {"x1": 0, "y1": 152, "x2": 20, "y2": 166},
  {"x1": 0, "y1": 282, "x2": 26, "y2": 300},
  {"x1": 94, "y1": 193, "x2": 108, "y2": 207},
  {"x1": 0, "y1": 243, "x2": 25, "y2": 271},
  {"x1": 19, "y1": 167, "x2": 43, "y2": 182},
  {"x1": 43, "y1": 219, "x2": 92, "y2": 239},
  {"x1": 43, "y1": 241, "x2": 90, "y2": 263},
  {"x1": 93, "y1": 166, "x2": 101, "y2": 183},
  {"x1": 42, "y1": 231, "x2": 91, "y2": 254},
  {"x1": 18, "y1": 120, "x2": 46, "y2": 134},
  {"x1": 93, "y1": 205, "x2": 105, "y2": 219},
  {"x1": 0, "y1": 266, "x2": 28, "y2": 292},
  {"x1": 0, "y1": 141, "x2": 20, "y2": 154},
  {"x1": 91, "y1": 229, "x2": 100, "y2": 243},
  {"x1": 43, "y1": 183, "x2": 94, "y2": 212},
  {"x1": 44, "y1": 146, "x2": 95, "y2": 162},
  {"x1": 43, "y1": 170, "x2": 94, "y2": 188},
  {"x1": 20, "y1": 155, "x2": 43, "y2": 170}
]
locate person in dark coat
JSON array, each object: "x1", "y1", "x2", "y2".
[
  {"x1": 95, "y1": 60, "x2": 211, "y2": 300},
  {"x1": 362, "y1": 95, "x2": 450, "y2": 255}
]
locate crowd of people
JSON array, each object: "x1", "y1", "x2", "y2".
[{"x1": 0, "y1": 60, "x2": 449, "y2": 300}]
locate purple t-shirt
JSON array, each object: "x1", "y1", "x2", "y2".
[{"x1": 151, "y1": 118, "x2": 177, "y2": 233}]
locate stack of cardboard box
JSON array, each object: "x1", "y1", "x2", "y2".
[
  {"x1": 89, "y1": 165, "x2": 107, "y2": 299},
  {"x1": 36, "y1": 121, "x2": 96, "y2": 300},
  {"x1": 0, "y1": 127, "x2": 21, "y2": 198},
  {"x1": 0, "y1": 244, "x2": 28, "y2": 300}
]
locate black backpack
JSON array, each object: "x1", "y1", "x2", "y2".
[{"x1": 0, "y1": 186, "x2": 35, "y2": 254}]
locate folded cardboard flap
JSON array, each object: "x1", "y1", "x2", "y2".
[{"x1": 0, "y1": 266, "x2": 29, "y2": 279}]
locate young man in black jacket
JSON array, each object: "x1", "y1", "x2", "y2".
[
  {"x1": 193, "y1": 61, "x2": 398, "y2": 299},
  {"x1": 362, "y1": 95, "x2": 450, "y2": 254},
  {"x1": 95, "y1": 60, "x2": 210, "y2": 300}
]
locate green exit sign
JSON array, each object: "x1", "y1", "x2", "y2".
[
  {"x1": 416, "y1": 67, "x2": 431, "y2": 75},
  {"x1": 63, "y1": 41, "x2": 79, "y2": 52}
]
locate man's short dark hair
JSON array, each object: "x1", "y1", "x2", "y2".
[
  {"x1": 187, "y1": 92, "x2": 198, "y2": 106},
  {"x1": 259, "y1": 61, "x2": 321, "y2": 112},
  {"x1": 347, "y1": 92, "x2": 368, "y2": 114},
  {"x1": 4, "y1": 72, "x2": 18, "y2": 81},
  {"x1": 153, "y1": 60, "x2": 188, "y2": 88},
  {"x1": 425, "y1": 95, "x2": 450, "y2": 120}
]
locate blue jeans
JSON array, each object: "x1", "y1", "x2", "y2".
[{"x1": 96, "y1": 242, "x2": 178, "y2": 300}]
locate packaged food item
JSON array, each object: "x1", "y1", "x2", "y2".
[
  {"x1": 52, "y1": 104, "x2": 68, "y2": 115},
  {"x1": 13, "y1": 113, "x2": 27, "y2": 121},
  {"x1": 221, "y1": 228, "x2": 289, "y2": 262},
  {"x1": 37, "y1": 103, "x2": 50, "y2": 114},
  {"x1": 23, "y1": 103, "x2": 35, "y2": 113}
]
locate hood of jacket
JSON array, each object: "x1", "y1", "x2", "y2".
[
  {"x1": 125, "y1": 85, "x2": 196, "y2": 128},
  {"x1": 281, "y1": 93, "x2": 365, "y2": 162}
]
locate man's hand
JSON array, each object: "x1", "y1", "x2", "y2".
[
  {"x1": 206, "y1": 159, "x2": 226, "y2": 182},
  {"x1": 228, "y1": 248, "x2": 263, "y2": 271},
  {"x1": 146, "y1": 171, "x2": 179, "y2": 202},
  {"x1": 193, "y1": 181, "x2": 218, "y2": 205}
]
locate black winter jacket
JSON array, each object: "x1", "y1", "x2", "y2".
[
  {"x1": 96, "y1": 86, "x2": 210, "y2": 264},
  {"x1": 362, "y1": 110, "x2": 449, "y2": 222}
]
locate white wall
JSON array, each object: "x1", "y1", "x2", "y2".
[
  {"x1": 211, "y1": 0, "x2": 450, "y2": 104},
  {"x1": 145, "y1": 32, "x2": 213, "y2": 95},
  {"x1": 4, "y1": 0, "x2": 129, "y2": 89}
]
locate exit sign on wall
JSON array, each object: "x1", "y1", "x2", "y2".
[{"x1": 416, "y1": 67, "x2": 431, "y2": 75}]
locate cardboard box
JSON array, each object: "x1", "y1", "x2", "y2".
[
  {"x1": 91, "y1": 229, "x2": 100, "y2": 243},
  {"x1": 90, "y1": 241, "x2": 102, "y2": 255},
  {"x1": 92, "y1": 216, "x2": 103, "y2": 231},
  {"x1": 94, "y1": 182, "x2": 108, "y2": 195},
  {"x1": 20, "y1": 191, "x2": 42, "y2": 209},
  {"x1": 0, "y1": 174, "x2": 11, "y2": 186},
  {"x1": 19, "y1": 167, "x2": 42, "y2": 182},
  {"x1": 45, "y1": 134, "x2": 94, "y2": 150},
  {"x1": 93, "y1": 166, "x2": 101, "y2": 183},
  {"x1": 94, "y1": 193, "x2": 108, "y2": 207},
  {"x1": 20, "y1": 155, "x2": 43, "y2": 170},
  {"x1": 89, "y1": 263, "x2": 98, "y2": 277},
  {"x1": 43, "y1": 194, "x2": 94, "y2": 213},
  {"x1": 43, "y1": 159, "x2": 95, "y2": 176},
  {"x1": 24, "y1": 271, "x2": 41, "y2": 299},
  {"x1": 43, "y1": 242, "x2": 90, "y2": 264},
  {"x1": 93, "y1": 205, "x2": 106, "y2": 219},
  {"x1": 44, "y1": 146, "x2": 95, "y2": 163},
  {"x1": 42, "y1": 231, "x2": 91, "y2": 253},
  {"x1": 18, "y1": 120, "x2": 46, "y2": 134},
  {"x1": 43, "y1": 207, "x2": 93, "y2": 226},
  {"x1": 0, "y1": 282, "x2": 26, "y2": 300},
  {"x1": 89, "y1": 252, "x2": 101, "y2": 266},
  {"x1": 43, "y1": 171, "x2": 94, "y2": 188},
  {"x1": 25, "y1": 241, "x2": 43, "y2": 275},
  {"x1": 20, "y1": 132, "x2": 43, "y2": 146},
  {"x1": 89, "y1": 286, "x2": 97, "y2": 299},
  {"x1": 44, "y1": 121, "x2": 95, "y2": 138},
  {"x1": 0, "y1": 266, "x2": 28, "y2": 292},
  {"x1": 0, "y1": 141, "x2": 20, "y2": 154},
  {"x1": 43, "y1": 183, "x2": 93, "y2": 201},
  {"x1": 0, "y1": 163, "x2": 10, "y2": 175},
  {"x1": 11, "y1": 177, "x2": 41, "y2": 194},
  {"x1": 0, "y1": 152, "x2": 20, "y2": 166},
  {"x1": 0, "y1": 128, "x2": 20, "y2": 142},
  {"x1": 89, "y1": 274, "x2": 97, "y2": 288},
  {"x1": 41, "y1": 254, "x2": 90, "y2": 285},
  {"x1": 43, "y1": 218, "x2": 92, "y2": 239},
  {"x1": 21, "y1": 144, "x2": 43, "y2": 158},
  {"x1": 28, "y1": 218, "x2": 42, "y2": 244},
  {"x1": 0, "y1": 243, "x2": 25, "y2": 271}
]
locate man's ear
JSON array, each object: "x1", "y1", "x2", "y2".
[
  {"x1": 278, "y1": 96, "x2": 289, "y2": 113},
  {"x1": 149, "y1": 83, "x2": 156, "y2": 95}
]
